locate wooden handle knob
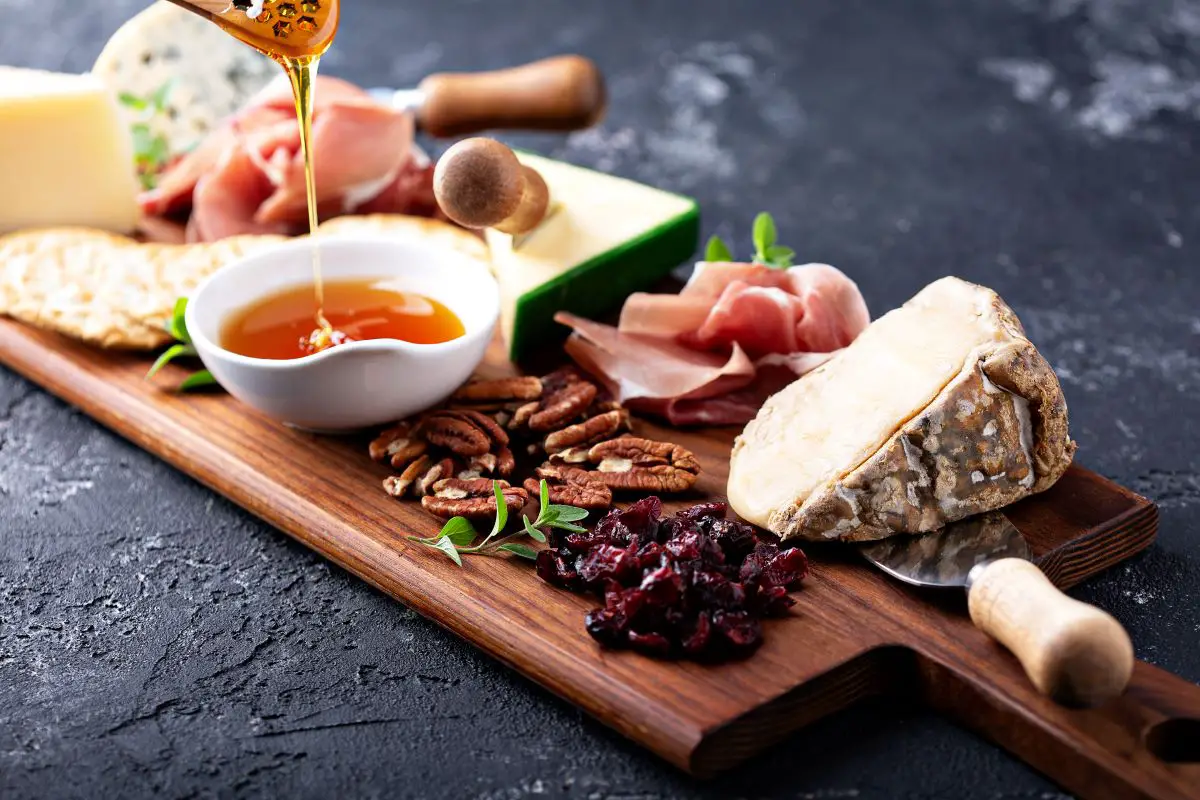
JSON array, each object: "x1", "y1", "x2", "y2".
[
  {"x1": 433, "y1": 138, "x2": 550, "y2": 235},
  {"x1": 968, "y1": 558, "x2": 1134, "y2": 707},
  {"x1": 417, "y1": 55, "x2": 606, "y2": 138}
]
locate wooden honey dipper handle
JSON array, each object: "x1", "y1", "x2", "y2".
[{"x1": 433, "y1": 138, "x2": 551, "y2": 235}]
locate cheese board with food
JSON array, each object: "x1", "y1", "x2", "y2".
[{"x1": 1, "y1": 2, "x2": 1198, "y2": 798}]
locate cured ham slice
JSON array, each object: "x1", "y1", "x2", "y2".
[
  {"x1": 139, "y1": 75, "x2": 437, "y2": 243},
  {"x1": 560, "y1": 262, "x2": 870, "y2": 425}
]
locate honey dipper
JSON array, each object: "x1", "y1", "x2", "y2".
[{"x1": 433, "y1": 138, "x2": 553, "y2": 237}]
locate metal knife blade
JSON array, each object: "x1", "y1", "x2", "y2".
[
  {"x1": 367, "y1": 87, "x2": 424, "y2": 115},
  {"x1": 859, "y1": 512, "x2": 1032, "y2": 589},
  {"x1": 859, "y1": 512, "x2": 1134, "y2": 706}
]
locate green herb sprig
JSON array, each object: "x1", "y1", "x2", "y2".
[
  {"x1": 705, "y1": 211, "x2": 796, "y2": 269},
  {"x1": 118, "y1": 80, "x2": 175, "y2": 191},
  {"x1": 406, "y1": 480, "x2": 589, "y2": 566},
  {"x1": 145, "y1": 298, "x2": 219, "y2": 392}
]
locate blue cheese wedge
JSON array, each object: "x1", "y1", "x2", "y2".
[
  {"x1": 485, "y1": 152, "x2": 699, "y2": 361},
  {"x1": 91, "y1": 0, "x2": 276, "y2": 158},
  {"x1": 728, "y1": 277, "x2": 1075, "y2": 542},
  {"x1": 0, "y1": 68, "x2": 139, "y2": 234}
]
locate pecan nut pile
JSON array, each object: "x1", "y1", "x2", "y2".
[{"x1": 371, "y1": 368, "x2": 701, "y2": 520}]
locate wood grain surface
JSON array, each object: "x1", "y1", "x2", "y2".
[{"x1": 2, "y1": 318, "x2": 1198, "y2": 800}]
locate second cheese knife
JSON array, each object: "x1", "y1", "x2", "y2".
[{"x1": 860, "y1": 512, "x2": 1135, "y2": 707}]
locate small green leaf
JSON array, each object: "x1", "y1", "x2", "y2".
[
  {"x1": 118, "y1": 91, "x2": 148, "y2": 110},
  {"x1": 439, "y1": 516, "x2": 478, "y2": 547},
  {"x1": 426, "y1": 536, "x2": 463, "y2": 566},
  {"x1": 547, "y1": 520, "x2": 587, "y2": 534},
  {"x1": 145, "y1": 343, "x2": 195, "y2": 381},
  {"x1": 521, "y1": 516, "x2": 548, "y2": 544},
  {"x1": 547, "y1": 505, "x2": 589, "y2": 523},
  {"x1": 752, "y1": 212, "x2": 777, "y2": 257},
  {"x1": 764, "y1": 245, "x2": 795, "y2": 268},
  {"x1": 704, "y1": 235, "x2": 734, "y2": 263},
  {"x1": 539, "y1": 479, "x2": 550, "y2": 512},
  {"x1": 178, "y1": 370, "x2": 219, "y2": 392},
  {"x1": 130, "y1": 123, "x2": 155, "y2": 155},
  {"x1": 491, "y1": 481, "x2": 508, "y2": 537},
  {"x1": 166, "y1": 297, "x2": 191, "y2": 343},
  {"x1": 149, "y1": 79, "x2": 175, "y2": 113},
  {"x1": 498, "y1": 543, "x2": 538, "y2": 560}
]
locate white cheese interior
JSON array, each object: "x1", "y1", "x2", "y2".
[
  {"x1": 0, "y1": 68, "x2": 139, "y2": 234},
  {"x1": 728, "y1": 277, "x2": 1010, "y2": 527},
  {"x1": 485, "y1": 153, "x2": 694, "y2": 342}
]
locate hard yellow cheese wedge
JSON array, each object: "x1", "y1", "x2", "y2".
[{"x1": 0, "y1": 67, "x2": 139, "y2": 235}]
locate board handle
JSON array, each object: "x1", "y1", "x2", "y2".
[
  {"x1": 417, "y1": 55, "x2": 607, "y2": 137},
  {"x1": 929, "y1": 657, "x2": 1200, "y2": 800},
  {"x1": 968, "y1": 558, "x2": 1134, "y2": 706}
]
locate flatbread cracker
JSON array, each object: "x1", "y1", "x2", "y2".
[{"x1": 0, "y1": 215, "x2": 489, "y2": 350}]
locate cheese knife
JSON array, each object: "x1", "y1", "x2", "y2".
[
  {"x1": 367, "y1": 55, "x2": 607, "y2": 137},
  {"x1": 860, "y1": 512, "x2": 1135, "y2": 707}
]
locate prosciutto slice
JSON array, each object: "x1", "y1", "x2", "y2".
[
  {"x1": 559, "y1": 262, "x2": 870, "y2": 426},
  {"x1": 139, "y1": 75, "x2": 437, "y2": 243}
]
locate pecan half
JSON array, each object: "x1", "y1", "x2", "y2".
[
  {"x1": 586, "y1": 437, "x2": 700, "y2": 493},
  {"x1": 383, "y1": 454, "x2": 433, "y2": 498},
  {"x1": 421, "y1": 411, "x2": 490, "y2": 457},
  {"x1": 416, "y1": 457, "x2": 457, "y2": 496},
  {"x1": 543, "y1": 409, "x2": 629, "y2": 454},
  {"x1": 451, "y1": 376, "x2": 543, "y2": 403},
  {"x1": 369, "y1": 422, "x2": 426, "y2": 466},
  {"x1": 460, "y1": 447, "x2": 514, "y2": 479},
  {"x1": 526, "y1": 464, "x2": 612, "y2": 509},
  {"x1": 443, "y1": 409, "x2": 509, "y2": 447},
  {"x1": 421, "y1": 478, "x2": 529, "y2": 519},
  {"x1": 529, "y1": 381, "x2": 597, "y2": 432},
  {"x1": 508, "y1": 401, "x2": 539, "y2": 431}
]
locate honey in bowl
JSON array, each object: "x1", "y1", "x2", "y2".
[{"x1": 221, "y1": 279, "x2": 465, "y2": 360}]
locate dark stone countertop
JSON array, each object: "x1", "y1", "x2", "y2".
[{"x1": 2, "y1": 1, "x2": 1199, "y2": 797}]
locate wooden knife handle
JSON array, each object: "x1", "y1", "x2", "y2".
[
  {"x1": 417, "y1": 55, "x2": 606, "y2": 137},
  {"x1": 968, "y1": 558, "x2": 1135, "y2": 707}
]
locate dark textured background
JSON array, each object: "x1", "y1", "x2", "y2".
[{"x1": 2, "y1": 1, "x2": 1199, "y2": 798}]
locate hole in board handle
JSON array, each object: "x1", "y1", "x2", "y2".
[{"x1": 1144, "y1": 717, "x2": 1200, "y2": 763}]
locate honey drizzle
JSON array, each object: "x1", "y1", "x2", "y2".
[{"x1": 281, "y1": 55, "x2": 331, "y2": 333}]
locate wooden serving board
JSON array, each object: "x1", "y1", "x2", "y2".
[{"x1": 3, "y1": 318, "x2": 1199, "y2": 800}]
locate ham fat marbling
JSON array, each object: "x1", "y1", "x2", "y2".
[
  {"x1": 139, "y1": 76, "x2": 438, "y2": 242},
  {"x1": 558, "y1": 262, "x2": 870, "y2": 425}
]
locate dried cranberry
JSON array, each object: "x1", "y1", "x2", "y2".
[
  {"x1": 675, "y1": 501, "x2": 727, "y2": 523},
  {"x1": 626, "y1": 630, "x2": 672, "y2": 657},
  {"x1": 713, "y1": 610, "x2": 762, "y2": 652},
  {"x1": 584, "y1": 607, "x2": 626, "y2": 647},
  {"x1": 578, "y1": 543, "x2": 640, "y2": 586},
  {"x1": 681, "y1": 612, "x2": 713, "y2": 655},
  {"x1": 536, "y1": 497, "x2": 807, "y2": 663},
  {"x1": 535, "y1": 549, "x2": 580, "y2": 588}
]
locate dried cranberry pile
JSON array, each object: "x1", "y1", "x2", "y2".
[{"x1": 535, "y1": 497, "x2": 809, "y2": 660}]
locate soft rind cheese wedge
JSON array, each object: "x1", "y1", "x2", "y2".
[
  {"x1": 728, "y1": 276, "x2": 1075, "y2": 542},
  {"x1": 486, "y1": 153, "x2": 699, "y2": 361},
  {"x1": 0, "y1": 67, "x2": 139, "y2": 235}
]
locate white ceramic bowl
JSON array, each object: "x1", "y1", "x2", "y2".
[{"x1": 186, "y1": 235, "x2": 499, "y2": 432}]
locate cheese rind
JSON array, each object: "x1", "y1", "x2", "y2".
[
  {"x1": 0, "y1": 68, "x2": 139, "y2": 234},
  {"x1": 728, "y1": 276, "x2": 1074, "y2": 542}
]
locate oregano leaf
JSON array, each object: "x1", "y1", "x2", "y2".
[
  {"x1": 547, "y1": 505, "x2": 589, "y2": 523},
  {"x1": 491, "y1": 481, "x2": 508, "y2": 537},
  {"x1": 440, "y1": 516, "x2": 478, "y2": 547},
  {"x1": 498, "y1": 543, "x2": 538, "y2": 560},
  {"x1": 427, "y1": 536, "x2": 463, "y2": 566},
  {"x1": 539, "y1": 478, "x2": 550, "y2": 512},
  {"x1": 521, "y1": 516, "x2": 548, "y2": 544}
]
